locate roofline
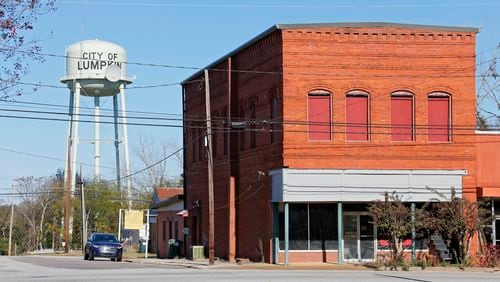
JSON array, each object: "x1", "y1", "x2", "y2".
[
  {"x1": 276, "y1": 22, "x2": 480, "y2": 33},
  {"x1": 181, "y1": 25, "x2": 278, "y2": 84},
  {"x1": 181, "y1": 22, "x2": 479, "y2": 85},
  {"x1": 150, "y1": 194, "x2": 184, "y2": 209}
]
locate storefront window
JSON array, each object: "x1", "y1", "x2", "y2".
[{"x1": 279, "y1": 203, "x2": 338, "y2": 250}]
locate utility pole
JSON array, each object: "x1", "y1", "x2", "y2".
[
  {"x1": 80, "y1": 166, "x2": 87, "y2": 253},
  {"x1": 145, "y1": 209, "x2": 150, "y2": 259},
  {"x1": 8, "y1": 185, "x2": 14, "y2": 256},
  {"x1": 64, "y1": 135, "x2": 72, "y2": 253},
  {"x1": 204, "y1": 69, "x2": 215, "y2": 265}
]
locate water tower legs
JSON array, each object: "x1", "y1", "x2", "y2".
[
  {"x1": 94, "y1": 96, "x2": 100, "y2": 181},
  {"x1": 70, "y1": 82, "x2": 81, "y2": 195},
  {"x1": 119, "y1": 84, "x2": 133, "y2": 210},
  {"x1": 113, "y1": 95, "x2": 122, "y2": 192}
]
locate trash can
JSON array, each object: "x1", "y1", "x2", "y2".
[
  {"x1": 138, "y1": 239, "x2": 146, "y2": 253},
  {"x1": 167, "y1": 239, "x2": 179, "y2": 259}
]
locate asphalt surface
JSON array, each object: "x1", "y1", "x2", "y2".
[{"x1": 1, "y1": 255, "x2": 500, "y2": 281}]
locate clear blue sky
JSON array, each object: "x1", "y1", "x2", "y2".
[{"x1": 0, "y1": 0, "x2": 499, "y2": 197}]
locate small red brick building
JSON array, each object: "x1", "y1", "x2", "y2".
[
  {"x1": 149, "y1": 187, "x2": 184, "y2": 258},
  {"x1": 181, "y1": 22, "x2": 499, "y2": 264}
]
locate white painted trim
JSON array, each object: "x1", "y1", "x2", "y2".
[
  {"x1": 476, "y1": 130, "x2": 500, "y2": 135},
  {"x1": 278, "y1": 250, "x2": 338, "y2": 253},
  {"x1": 271, "y1": 168, "x2": 465, "y2": 203}
]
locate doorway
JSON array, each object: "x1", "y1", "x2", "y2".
[{"x1": 343, "y1": 213, "x2": 376, "y2": 262}]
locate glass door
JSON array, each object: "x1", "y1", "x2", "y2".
[
  {"x1": 359, "y1": 214, "x2": 375, "y2": 261},
  {"x1": 343, "y1": 213, "x2": 376, "y2": 262},
  {"x1": 343, "y1": 214, "x2": 358, "y2": 261}
]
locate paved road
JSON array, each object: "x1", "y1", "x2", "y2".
[{"x1": 1, "y1": 256, "x2": 500, "y2": 281}]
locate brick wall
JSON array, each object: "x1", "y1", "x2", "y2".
[
  {"x1": 281, "y1": 26, "x2": 478, "y2": 200},
  {"x1": 156, "y1": 210, "x2": 184, "y2": 258},
  {"x1": 183, "y1": 24, "x2": 479, "y2": 263},
  {"x1": 183, "y1": 30, "x2": 284, "y2": 262}
]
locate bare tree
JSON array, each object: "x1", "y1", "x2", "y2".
[
  {"x1": 477, "y1": 44, "x2": 500, "y2": 127},
  {"x1": 423, "y1": 188, "x2": 491, "y2": 268},
  {"x1": 14, "y1": 176, "x2": 63, "y2": 251},
  {"x1": 134, "y1": 135, "x2": 183, "y2": 193},
  {"x1": 0, "y1": 0, "x2": 57, "y2": 98}
]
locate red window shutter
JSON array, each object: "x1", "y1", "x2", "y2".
[
  {"x1": 346, "y1": 95, "x2": 368, "y2": 141},
  {"x1": 428, "y1": 96, "x2": 450, "y2": 142},
  {"x1": 391, "y1": 96, "x2": 413, "y2": 141},
  {"x1": 308, "y1": 94, "x2": 331, "y2": 140}
]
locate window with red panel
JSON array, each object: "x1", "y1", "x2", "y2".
[
  {"x1": 428, "y1": 94, "x2": 450, "y2": 142},
  {"x1": 346, "y1": 91, "x2": 369, "y2": 141},
  {"x1": 391, "y1": 93, "x2": 414, "y2": 141},
  {"x1": 307, "y1": 91, "x2": 331, "y2": 141}
]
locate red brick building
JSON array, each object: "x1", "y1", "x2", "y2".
[
  {"x1": 181, "y1": 23, "x2": 498, "y2": 264},
  {"x1": 149, "y1": 187, "x2": 184, "y2": 258}
]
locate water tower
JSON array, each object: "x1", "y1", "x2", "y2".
[{"x1": 61, "y1": 40, "x2": 133, "y2": 209}]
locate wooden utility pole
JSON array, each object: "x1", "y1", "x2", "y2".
[
  {"x1": 64, "y1": 136, "x2": 72, "y2": 253},
  {"x1": 8, "y1": 185, "x2": 14, "y2": 256},
  {"x1": 80, "y1": 166, "x2": 87, "y2": 253},
  {"x1": 204, "y1": 69, "x2": 215, "y2": 265}
]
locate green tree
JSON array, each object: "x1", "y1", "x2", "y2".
[{"x1": 368, "y1": 192, "x2": 414, "y2": 270}]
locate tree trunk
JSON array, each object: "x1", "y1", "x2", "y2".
[{"x1": 39, "y1": 204, "x2": 48, "y2": 251}]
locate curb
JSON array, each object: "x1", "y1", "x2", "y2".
[{"x1": 124, "y1": 259, "x2": 207, "y2": 269}]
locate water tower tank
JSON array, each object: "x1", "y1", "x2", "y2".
[{"x1": 60, "y1": 40, "x2": 132, "y2": 96}]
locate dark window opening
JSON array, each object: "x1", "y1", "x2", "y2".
[
  {"x1": 278, "y1": 203, "x2": 338, "y2": 250},
  {"x1": 162, "y1": 220, "x2": 166, "y2": 241},
  {"x1": 174, "y1": 220, "x2": 179, "y2": 240},
  {"x1": 168, "y1": 220, "x2": 173, "y2": 239}
]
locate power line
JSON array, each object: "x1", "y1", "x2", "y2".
[
  {"x1": 0, "y1": 109, "x2": 497, "y2": 136},
  {"x1": 60, "y1": 1, "x2": 500, "y2": 9},
  {"x1": 0, "y1": 102, "x2": 497, "y2": 131},
  {"x1": 1, "y1": 48, "x2": 496, "y2": 79}
]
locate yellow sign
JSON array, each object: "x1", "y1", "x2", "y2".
[{"x1": 124, "y1": 210, "x2": 143, "y2": 230}]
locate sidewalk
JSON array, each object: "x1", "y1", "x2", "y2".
[
  {"x1": 124, "y1": 258, "x2": 500, "y2": 272},
  {"x1": 124, "y1": 258, "x2": 373, "y2": 270}
]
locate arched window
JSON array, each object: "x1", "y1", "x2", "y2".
[
  {"x1": 250, "y1": 101, "x2": 257, "y2": 148},
  {"x1": 428, "y1": 93, "x2": 451, "y2": 142},
  {"x1": 308, "y1": 90, "x2": 331, "y2": 141},
  {"x1": 391, "y1": 91, "x2": 414, "y2": 141},
  {"x1": 345, "y1": 90, "x2": 369, "y2": 141}
]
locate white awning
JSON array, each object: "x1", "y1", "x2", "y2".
[{"x1": 270, "y1": 168, "x2": 466, "y2": 203}]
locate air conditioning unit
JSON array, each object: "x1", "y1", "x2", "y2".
[{"x1": 191, "y1": 245, "x2": 205, "y2": 260}]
